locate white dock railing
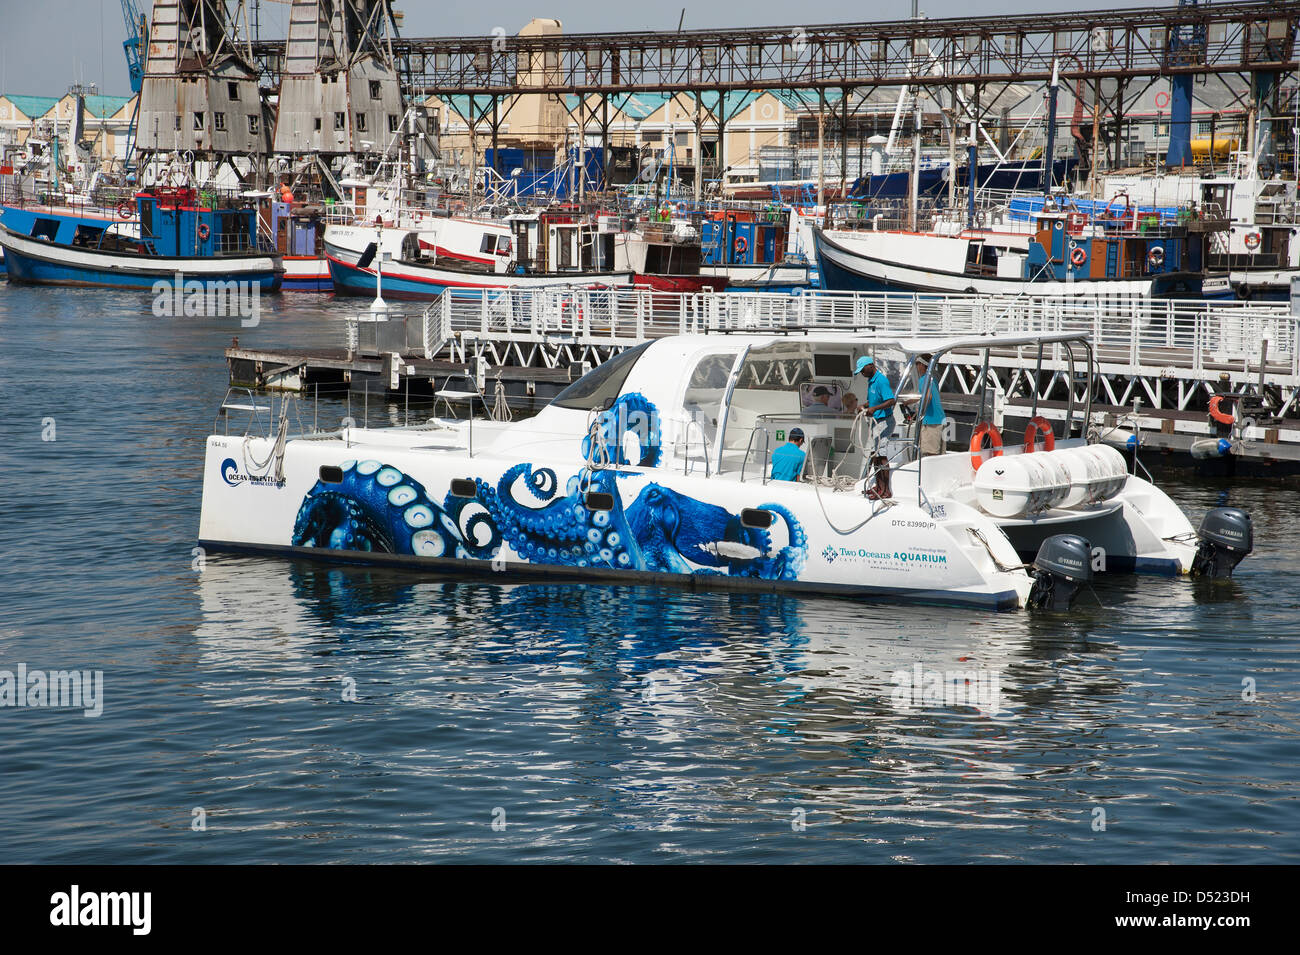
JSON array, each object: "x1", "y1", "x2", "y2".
[{"x1": 422, "y1": 287, "x2": 1298, "y2": 381}]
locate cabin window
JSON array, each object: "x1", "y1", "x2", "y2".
[
  {"x1": 683, "y1": 352, "x2": 738, "y2": 434},
  {"x1": 449, "y1": 479, "x2": 477, "y2": 498},
  {"x1": 319, "y1": 466, "x2": 344, "y2": 484},
  {"x1": 193, "y1": 111, "x2": 204, "y2": 130},
  {"x1": 495, "y1": 236, "x2": 511, "y2": 255},
  {"x1": 369, "y1": 80, "x2": 381, "y2": 99},
  {"x1": 30, "y1": 217, "x2": 60, "y2": 241},
  {"x1": 552, "y1": 342, "x2": 651, "y2": 411},
  {"x1": 356, "y1": 113, "x2": 367, "y2": 132},
  {"x1": 71, "y1": 224, "x2": 105, "y2": 247},
  {"x1": 227, "y1": 81, "x2": 239, "y2": 100},
  {"x1": 174, "y1": 116, "x2": 181, "y2": 130},
  {"x1": 248, "y1": 114, "x2": 259, "y2": 135},
  {"x1": 314, "y1": 117, "x2": 322, "y2": 131},
  {"x1": 740, "y1": 508, "x2": 775, "y2": 529},
  {"x1": 214, "y1": 112, "x2": 227, "y2": 131},
  {"x1": 584, "y1": 491, "x2": 615, "y2": 512},
  {"x1": 479, "y1": 234, "x2": 497, "y2": 254},
  {"x1": 387, "y1": 114, "x2": 399, "y2": 133},
  {"x1": 334, "y1": 112, "x2": 346, "y2": 130}
]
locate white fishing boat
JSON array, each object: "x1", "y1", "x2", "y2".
[{"x1": 198, "y1": 331, "x2": 1252, "y2": 611}]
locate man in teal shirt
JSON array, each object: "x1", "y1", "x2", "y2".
[
  {"x1": 914, "y1": 353, "x2": 946, "y2": 456},
  {"x1": 769, "y1": 427, "x2": 806, "y2": 481},
  {"x1": 855, "y1": 356, "x2": 896, "y2": 449}
]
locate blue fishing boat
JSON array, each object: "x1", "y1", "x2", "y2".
[{"x1": 0, "y1": 187, "x2": 282, "y2": 290}]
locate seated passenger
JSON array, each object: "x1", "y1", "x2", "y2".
[
  {"x1": 769, "y1": 428, "x2": 807, "y2": 482},
  {"x1": 804, "y1": 385, "x2": 838, "y2": 416}
]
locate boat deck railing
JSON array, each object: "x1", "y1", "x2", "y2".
[{"x1": 421, "y1": 286, "x2": 1299, "y2": 383}]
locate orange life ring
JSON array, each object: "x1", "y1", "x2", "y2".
[
  {"x1": 734, "y1": 235, "x2": 748, "y2": 255},
  {"x1": 1024, "y1": 415, "x2": 1056, "y2": 452},
  {"x1": 1069, "y1": 246, "x2": 1087, "y2": 267},
  {"x1": 1208, "y1": 395, "x2": 1234, "y2": 425},
  {"x1": 116, "y1": 200, "x2": 133, "y2": 220},
  {"x1": 197, "y1": 222, "x2": 211, "y2": 240},
  {"x1": 1244, "y1": 231, "x2": 1261, "y2": 250},
  {"x1": 970, "y1": 422, "x2": 1004, "y2": 471}
]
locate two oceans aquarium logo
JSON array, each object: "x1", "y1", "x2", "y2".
[
  {"x1": 220, "y1": 457, "x2": 284, "y2": 489},
  {"x1": 152, "y1": 271, "x2": 260, "y2": 327}
]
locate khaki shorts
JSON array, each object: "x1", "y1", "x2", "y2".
[{"x1": 919, "y1": 423, "x2": 944, "y2": 457}]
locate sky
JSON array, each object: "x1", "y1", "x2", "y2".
[{"x1": 0, "y1": 0, "x2": 1176, "y2": 98}]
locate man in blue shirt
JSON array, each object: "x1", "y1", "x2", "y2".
[
  {"x1": 855, "y1": 356, "x2": 896, "y2": 448},
  {"x1": 769, "y1": 427, "x2": 806, "y2": 481},
  {"x1": 913, "y1": 353, "x2": 946, "y2": 456}
]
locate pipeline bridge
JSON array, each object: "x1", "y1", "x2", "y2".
[
  {"x1": 251, "y1": 3, "x2": 1299, "y2": 96},
  {"x1": 243, "y1": 1, "x2": 1300, "y2": 200}
]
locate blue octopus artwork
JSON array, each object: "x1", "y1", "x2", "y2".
[
  {"x1": 292, "y1": 459, "x2": 501, "y2": 560},
  {"x1": 476, "y1": 466, "x2": 806, "y2": 581},
  {"x1": 291, "y1": 394, "x2": 807, "y2": 581}
]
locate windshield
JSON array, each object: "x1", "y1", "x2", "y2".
[{"x1": 551, "y1": 342, "x2": 651, "y2": 410}]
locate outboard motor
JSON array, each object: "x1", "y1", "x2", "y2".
[
  {"x1": 1027, "y1": 534, "x2": 1093, "y2": 611},
  {"x1": 1191, "y1": 507, "x2": 1253, "y2": 578}
]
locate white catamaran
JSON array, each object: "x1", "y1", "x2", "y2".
[{"x1": 198, "y1": 331, "x2": 1253, "y2": 611}]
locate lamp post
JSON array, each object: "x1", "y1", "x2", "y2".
[{"x1": 370, "y1": 214, "x2": 387, "y2": 316}]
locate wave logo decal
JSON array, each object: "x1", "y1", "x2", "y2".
[{"x1": 219, "y1": 456, "x2": 284, "y2": 489}]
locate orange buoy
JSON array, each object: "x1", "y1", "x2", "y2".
[
  {"x1": 1024, "y1": 415, "x2": 1056, "y2": 452},
  {"x1": 1208, "y1": 395, "x2": 1234, "y2": 425},
  {"x1": 970, "y1": 422, "x2": 1004, "y2": 471}
]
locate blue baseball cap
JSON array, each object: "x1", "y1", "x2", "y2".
[
  {"x1": 855, "y1": 356, "x2": 875, "y2": 374},
  {"x1": 789, "y1": 427, "x2": 805, "y2": 440}
]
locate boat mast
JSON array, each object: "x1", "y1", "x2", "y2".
[{"x1": 1043, "y1": 58, "x2": 1059, "y2": 196}]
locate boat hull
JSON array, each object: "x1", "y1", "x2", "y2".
[
  {"x1": 325, "y1": 245, "x2": 635, "y2": 299},
  {"x1": 634, "y1": 273, "x2": 728, "y2": 293},
  {"x1": 282, "y1": 255, "x2": 332, "y2": 291},
  {"x1": 814, "y1": 227, "x2": 1160, "y2": 297},
  {"x1": 0, "y1": 225, "x2": 283, "y2": 291},
  {"x1": 198, "y1": 435, "x2": 1032, "y2": 612}
]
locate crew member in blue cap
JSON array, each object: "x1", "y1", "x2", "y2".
[
  {"x1": 769, "y1": 427, "x2": 807, "y2": 481},
  {"x1": 855, "y1": 355, "x2": 896, "y2": 447}
]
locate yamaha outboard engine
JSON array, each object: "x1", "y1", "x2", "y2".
[
  {"x1": 1027, "y1": 534, "x2": 1093, "y2": 611},
  {"x1": 1191, "y1": 507, "x2": 1253, "y2": 579}
]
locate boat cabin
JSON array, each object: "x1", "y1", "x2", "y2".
[
  {"x1": 508, "y1": 208, "x2": 616, "y2": 274},
  {"x1": 500, "y1": 330, "x2": 1093, "y2": 499},
  {"x1": 702, "y1": 209, "x2": 787, "y2": 268}
]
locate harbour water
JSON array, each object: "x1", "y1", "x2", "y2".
[{"x1": 1, "y1": 284, "x2": 1297, "y2": 863}]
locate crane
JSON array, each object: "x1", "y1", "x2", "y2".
[{"x1": 119, "y1": 0, "x2": 148, "y2": 171}]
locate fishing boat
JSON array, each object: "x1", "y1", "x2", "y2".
[
  {"x1": 326, "y1": 208, "x2": 634, "y2": 299},
  {"x1": 814, "y1": 197, "x2": 1228, "y2": 298},
  {"x1": 0, "y1": 187, "x2": 282, "y2": 290},
  {"x1": 197, "y1": 330, "x2": 1251, "y2": 611},
  {"x1": 700, "y1": 206, "x2": 813, "y2": 291},
  {"x1": 613, "y1": 218, "x2": 727, "y2": 293}
]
